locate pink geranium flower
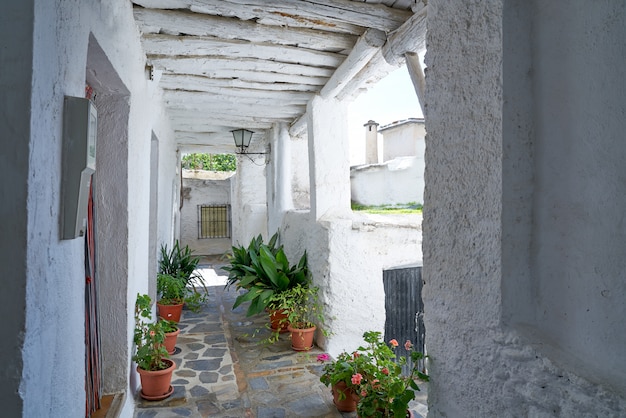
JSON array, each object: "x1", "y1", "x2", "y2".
[
  {"x1": 316, "y1": 353, "x2": 330, "y2": 362},
  {"x1": 351, "y1": 373, "x2": 363, "y2": 385},
  {"x1": 404, "y1": 340, "x2": 413, "y2": 350},
  {"x1": 389, "y1": 339, "x2": 398, "y2": 347}
]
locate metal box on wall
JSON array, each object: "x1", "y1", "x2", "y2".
[{"x1": 61, "y1": 96, "x2": 97, "y2": 240}]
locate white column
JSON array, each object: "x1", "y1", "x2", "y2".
[
  {"x1": 231, "y1": 153, "x2": 268, "y2": 246},
  {"x1": 267, "y1": 123, "x2": 293, "y2": 234},
  {"x1": 307, "y1": 95, "x2": 351, "y2": 220}
]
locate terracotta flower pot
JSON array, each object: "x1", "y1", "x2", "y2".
[
  {"x1": 268, "y1": 308, "x2": 290, "y2": 333},
  {"x1": 163, "y1": 327, "x2": 180, "y2": 354},
  {"x1": 287, "y1": 324, "x2": 316, "y2": 351},
  {"x1": 157, "y1": 301, "x2": 183, "y2": 323},
  {"x1": 332, "y1": 381, "x2": 359, "y2": 412},
  {"x1": 137, "y1": 358, "x2": 176, "y2": 400}
]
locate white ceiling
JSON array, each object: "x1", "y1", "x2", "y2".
[{"x1": 132, "y1": 0, "x2": 427, "y2": 154}]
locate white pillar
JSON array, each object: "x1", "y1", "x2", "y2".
[
  {"x1": 307, "y1": 95, "x2": 351, "y2": 220},
  {"x1": 267, "y1": 123, "x2": 293, "y2": 234},
  {"x1": 231, "y1": 153, "x2": 267, "y2": 246},
  {"x1": 364, "y1": 120, "x2": 379, "y2": 164}
]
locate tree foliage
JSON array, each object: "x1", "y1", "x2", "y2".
[{"x1": 182, "y1": 153, "x2": 236, "y2": 171}]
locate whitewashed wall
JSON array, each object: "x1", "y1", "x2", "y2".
[
  {"x1": 351, "y1": 156, "x2": 424, "y2": 206},
  {"x1": 180, "y1": 170, "x2": 233, "y2": 256},
  {"x1": 7, "y1": 1, "x2": 177, "y2": 417},
  {"x1": 380, "y1": 120, "x2": 425, "y2": 162},
  {"x1": 424, "y1": 1, "x2": 626, "y2": 416}
]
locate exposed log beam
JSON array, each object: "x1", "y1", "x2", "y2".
[
  {"x1": 289, "y1": 114, "x2": 307, "y2": 138},
  {"x1": 149, "y1": 57, "x2": 331, "y2": 85},
  {"x1": 163, "y1": 88, "x2": 313, "y2": 104},
  {"x1": 320, "y1": 28, "x2": 386, "y2": 99},
  {"x1": 167, "y1": 106, "x2": 301, "y2": 121},
  {"x1": 159, "y1": 74, "x2": 321, "y2": 93},
  {"x1": 404, "y1": 52, "x2": 426, "y2": 116},
  {"x1": 381, "y1": 5, "x2": 427, "y2": 66},
  {"x1": 133, "y1": 8, "x2": 357, "y2": 52},
  {"x1": 141, "y1": 34, "x2": 346, "y2": 68},
  {"x1": 132, "y1": 0, "x2": 411, "y2": 33},
  {"x1": 335, "y1": 48, "x2": 400, "y2": 101}
]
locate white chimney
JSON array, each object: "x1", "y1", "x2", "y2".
[{"x1": 364, "y1": 120, "x2": 379, "y2": 164}]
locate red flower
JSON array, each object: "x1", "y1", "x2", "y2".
[
  {"x1": 381, "y1": 367, "x2": 389, "y2": 375},
  {"x1": 149, "y1": 330, "x2": 156, "y2": 337},
  {"x1": 404, "y1": 340, "x2": 413, "y2": 351},
  {"x1": 353, "y1": 352, "x2": 360, "y2": 359},
  {"x1": 389, "y1": 339, "x2": 398, "y2": 347},
  {"x1": 351, "y1": 373, "x2": 363, "y2": 385}
]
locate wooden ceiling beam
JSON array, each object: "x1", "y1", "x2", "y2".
[
  {"x1": 149, "y1": 57, "x2": 331, "y2": 85},
  {"x1": 158, "y1": 74, "x2": 321, "y2": 93},
  {"x1": 133, "y1": 8, "x2": 357, "y2": 52},
  {"x1": 381, "y1": 5, "x2": 427, "y2": 65},
  {"x1": 163, "y1": 88, "x2": 313, "y2": 103},
  {"x1": 163, "y1": 90, "x2": 311, "y2": 107},
  {"x1": 140, "y1": 34, "x2": 346, "y2": 68},
  {"x1": 132, "y1": 0, "x2": 411, "y2": 33}
]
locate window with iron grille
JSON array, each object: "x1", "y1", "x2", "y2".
[{"x1": 198, "y1": 204, "x2": 231, "y2": 239}]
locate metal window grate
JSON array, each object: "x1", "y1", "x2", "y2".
[{"x1": 198, "y1": 204, "x2": 231, "y2": 239}]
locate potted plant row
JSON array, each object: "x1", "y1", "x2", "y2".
[{"x1": 318, "y1": 331, "x2": 429, "y2": 417}]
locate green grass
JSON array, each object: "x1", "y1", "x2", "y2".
[{"x1": 351, "y1": 202, "x2": 423, "y2": 214}]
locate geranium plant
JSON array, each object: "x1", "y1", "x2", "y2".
[
  {"x1": 133, "y1": 293, "x2": 170, "y2": 371},
  {"x1": 318, "y1": 331, "x2": 429, "y2": 418}
]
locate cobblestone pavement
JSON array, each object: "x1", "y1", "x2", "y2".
[{"x1": 134, "y1": 262, "x2": 428, "y2": 418}]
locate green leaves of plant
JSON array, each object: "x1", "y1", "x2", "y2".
[{"x1": 223, "y1": 231, "x2": 311, "y2": 317}]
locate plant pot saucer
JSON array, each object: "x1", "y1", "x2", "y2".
[{"x1": 140, "y1": 385, "x2": 174, "y2": 401}]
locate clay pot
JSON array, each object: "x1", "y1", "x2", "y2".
[
  {"x1": 137, "y1": 358, "x2": 176, "y2": 400},
  {"x1": 268, "y1": 308, "x2": 290, "y2": 333},
  {"x1": 163, "y1": 327, "x2": 180, "y2": 354},
  {"x1": 332, "y1": 381, "x2": 359, "y2": 412},
  {"x1": 287, "y1": 324, "x2": 316, "y2": 351},
  {"x1": 157, "y1": 301, "x2": 183, "y2": 323}
]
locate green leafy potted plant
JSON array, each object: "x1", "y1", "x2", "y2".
[
  {"x1": 318, "y1": 331, "x2": 429, "y2": 417},
  {"x1": 318, "y1": 352, "x2": 361, "y2": 412},
  {"x1": 157, "y1": 240, "x2": 209, "y2": 319},
  {"x1": 156, "y1": 272, "x2": 187, "y2": 322},
  {"x1": 277, "y1": 283, "x2": 326, "y2": 351},
  {"x1": 161, "y1": 318, "x2": 180, "y2": 355},
  {"x1": 224, "y1": 231, "x2": 310, "y2": 325},
  {"x1": 133, "y1": 294, "x2": 176, "y2": 400}
]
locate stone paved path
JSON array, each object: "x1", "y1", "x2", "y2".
[{"x1": 134, "y1": 263, "x2": 428, "y2": 418}]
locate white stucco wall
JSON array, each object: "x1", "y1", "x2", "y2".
[
  {"x1": 180, "y1": 170, "x2": 234, "y2": 256},
  {"x1": 351, "y1": 156, "x2": 424, "y2": 206},
  {"x1": 424, "y1": 1, "x2": 626, "y2": 416},
  {"x1": 8, "y1": 1, "x2": 178, "y2": 417},
  {"x1": 380, "y1": 120, "x2": 425, "y2": 162}
]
